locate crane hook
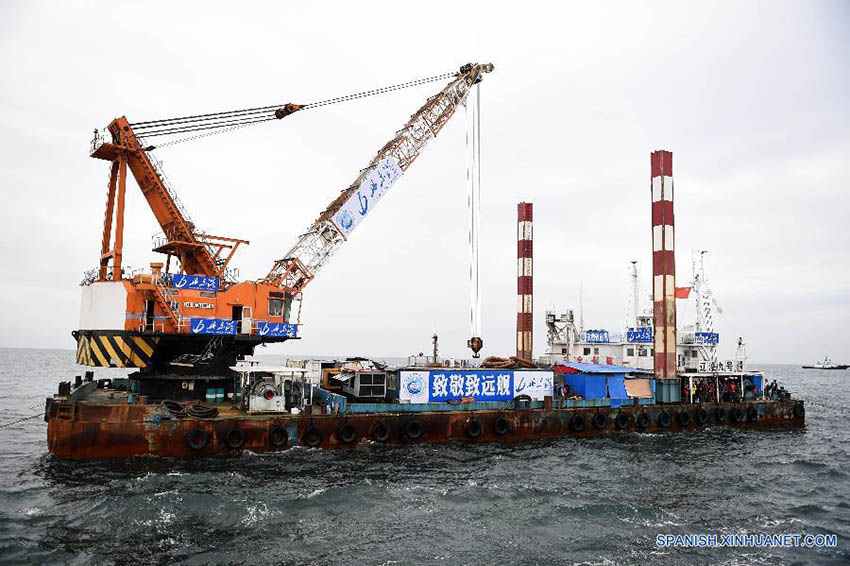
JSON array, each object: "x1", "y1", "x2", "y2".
[{"x1": 467, "y1": 336, "x2": 483, "y2": 359}]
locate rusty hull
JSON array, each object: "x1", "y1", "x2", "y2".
[{"x1": 45, "y1": 399, "x2": 805, "y2": 459}]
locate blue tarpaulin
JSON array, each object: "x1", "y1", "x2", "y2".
[
  {"x1": 607, "y1": 375, "x2": 629, "y2": 407},
  {"x1": 563, "y1": 373, "x2": 608, "y2": 400}
]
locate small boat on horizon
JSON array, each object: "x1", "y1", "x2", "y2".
[{"x1": 802, "y1": 356, "x2": 849, "y2": 370}]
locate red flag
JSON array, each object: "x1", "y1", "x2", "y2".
[{"x1": 675, "y1": 286, "x2": 692, "y2": 299}]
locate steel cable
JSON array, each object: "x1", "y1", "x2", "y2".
[{"x1": 128, "y1": 70, "x2": 457, "y2": 145}]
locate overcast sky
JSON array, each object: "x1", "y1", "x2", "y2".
[{"x1": 1, "y1": 1, "x2": 847, "y2": 364}]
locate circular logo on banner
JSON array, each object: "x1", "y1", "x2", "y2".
[
  {"x1": 406, "y1": 376, "x2": 424, "y2": 395},
  {"x1": 337, "y1": 211, "x2": 353, "y2": 230}
]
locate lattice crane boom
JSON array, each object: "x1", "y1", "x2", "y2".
[{"x1": 263, "y1": 62, "x2": 494, "y2": 294}]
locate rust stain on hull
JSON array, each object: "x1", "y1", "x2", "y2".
[{"x1": 46, "y1": 400, "x2": 805, "y2": 459}]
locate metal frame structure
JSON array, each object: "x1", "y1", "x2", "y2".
[{"x1": 264, "y1": 63, "x2": 494, "y2": 295}]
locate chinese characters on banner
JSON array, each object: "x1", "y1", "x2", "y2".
[
  {"x1": 169, "y1": 274, "x2": 220, "y2": 292},
  {"x1": 256, "y1": 321, "x2": 298, "y2": 338},
  {"x1": 694, "y1": 332, "x2": 720, "y2": 345},
  {"x1": 189, "y1": 318, "x2": 236, "y2": 335},
  {"x1": 332, "y1": 156, "x2": 403, "y2": 236},
  {"x1": 398, "y1": 370, "x2": 553, "y2": 403},
  {"x1": 626, "y1": 327, "x2": 653, "y2": 343},
  {"x1": 583, "y1": 329, "x2": 610, "y2": 344},
  {"x1": 698, "y1": 360, "x2": 743, "y2": 373}
]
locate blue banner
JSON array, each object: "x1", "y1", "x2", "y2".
[
  {"x1": 256, "y1": 321, "x2": 298, "y2": 338},
  {"x1": 626, "y1": 327, "x2": 653, "y2": 343},
  {"x1": 695, "y1": 332, "x2": 720, "y2": 345},
  {"x1": 169, "y1": 274, "x2": 220, "y2": 292},
  {"x1": 584, "y1": 329, "x2": 610, "y2": 344},
  {"x1": 189, "y1": 318, "x2": 236, "y2": 335},
  {"x1": 403, "y1": 370, "x2": 552, "y2": 403},
  {"x1": 429, "y1": 370, "x2": 514, "y2": 402}
]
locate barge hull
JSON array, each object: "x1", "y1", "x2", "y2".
[{"x1": 46, "y1": 399, "x2": 805, "y2": 459}]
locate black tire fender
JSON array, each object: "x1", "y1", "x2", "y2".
[
  {"x1": 793, "y1": 403, "x2": 804, "y2": 418},
  {"x1": 465, "y1": 419, "x2": 482, "y2": 438},
  {"x1": 747, "y1": 407, "x2": 758, "y2": 422},
  {"x1": 269, "y1": 426, "x2": 289, "y2": 447},
  {"x1": 493, "y1": 417, "x2": 510, "y2": 436},
  {"x1": 695, "y1": 408, "x2": 709, "y2": 425},
  {"x1": 186, "y1": 428, "x2": 209, "y2": 451},
  {"x1": 614, "y1": 412, "x2": 631, "y2": 430},
  {"x1": 591, "y1": 412, "x2": 608, "y2": 430},
  {"x1": 338, "y1": 423, "x2": 358, "y2": 444},
  {"x1": 636, "y1": 412, "x2": 650, "y2": 429},
  {"x1": 677, "y1": 410, "x2": 691, "y2": 427},
  {"x1": 371, "y1": 422, "x2": 390, "y2": 443},
  {"x1": 405, "y1": 420, "x2": 423, "y2": 440},
  {"x1": 657, "y1": 411, "x2": 671, "y2": 428},
  {"x1": 570, "y1": 414, "x2": 585, "y2": 432},
  {"x1": 303, "y1": 427, "x2": 322, "y2": 448},
  {"x1": 225, "y1": 428, "x2": 245, "y2": 450}
]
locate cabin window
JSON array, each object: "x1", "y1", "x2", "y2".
[
  {"x1": 268, "y1": 298, "x2": 284, "y2": 317},
  {"x1": 583, "y1": 347, "x2": 591, "y2": 356},
  {"x1": 691, "y1": 350, "x2": 698, "y2": 358},
  {"x1": 627, "y1": 348, "x2": 635, "y2": 357},
  {"x1": 561, "y1": 348, "x2": 568, "y2": 354},
  {"x1": 638, "y1": 347, "x2": 647, "y2": 357},
  {"x1": 593, "y1": 347, "x2": 599, "y2": 355}
]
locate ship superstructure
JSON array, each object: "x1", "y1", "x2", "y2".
[{"x1": 542, "y1": 256, "x2": 747, "y2": 375}]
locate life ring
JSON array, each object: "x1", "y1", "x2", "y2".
[
  {"x1": 747, "y1": 407, "x2": 758, "y2": 422},
  {"x1": 405, "y1": 420, "x2": 423, "y2": 440},
  {"x1": 714, "y1": 407, "x2": 727, "y2": 423},
  {"x1": 493, "y1": 417, "x2": 510, "y2": 436},
  {"x1": 677, "y1": 410, "x2": 691, "y2": 427},
  {"x1": 793, "y1": 403, "x2": 805, "y2": 418},
  {"x1": 695, "y1": 408, "x2": 709, "y2": 425},
  {"x1": 371, "y1": 422, "x2": 390, "y2": 443},
  {"x1": 577, "y1": 356, "x2": 583, "y2": 362},
  {"x1": 730, "y1": 408, "x2": 745, "y2": 423},
  {"x1": 465, "y1": 419, "x2": 483, "y2": 438},
  {"x1": 225, "y1": 428, "x2": 245, "y2": 450},
  {"x1": 636, "y1": 412, "x2": 650, "y2": 429},
  {"x1": 338, "y1": 423, "x2": 358, "y2": 444},
  {"x1": 591, "y1": 412, "x2": 608, "y2": 430},
  {"x1": 303, "y1": 427, "x2": 322, "y2": 448},
  {"x1": 657, "y1": 411, "x2": 671, "y2": 428},
  {"x1": 186, "y1": 428, "x2": 209, "y2": 451},
  {"x1": 614, "y1": 412, "x2": 630, "y2": 430},
  {"x1": 570, "y1": 414, "x2": 585, "y2": 432},
  {"x1": 268, "y1": 426, "x2": 289, "y2": 447}
]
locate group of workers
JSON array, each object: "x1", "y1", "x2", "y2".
[
  {"x1": 764, "y1": 379, "x2": 790, "y2": 400},
  {"x1": 682, "y1": 376, "x2": 787, "y2": 403}
]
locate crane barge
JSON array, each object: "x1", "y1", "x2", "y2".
[{"x1": 45, "y1": 63, "x2": 804, "y2": 459}]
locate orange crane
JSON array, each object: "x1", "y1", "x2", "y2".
[{"x1": 76, "y1": 63, "x2": 493, "y2": 371}]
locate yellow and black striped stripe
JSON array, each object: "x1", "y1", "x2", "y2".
[{"x1": 75, "y1": 332, "x2": 158, "y2": 368}]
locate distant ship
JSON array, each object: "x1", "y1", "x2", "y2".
[{"x1": 802, "y1": 356, "x2": 848, "y2": 370}]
